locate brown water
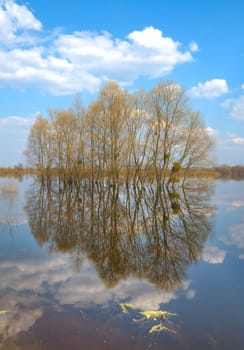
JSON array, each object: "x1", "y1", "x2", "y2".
[{"x1": 0, "y1": 177, "x2": 243, "y2": 349}]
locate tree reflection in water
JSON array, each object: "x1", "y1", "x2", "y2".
[{"x1": 25, "y1": 176, "x2": 215, "y2": 291}]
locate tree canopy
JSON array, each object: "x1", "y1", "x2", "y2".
[{"x1": 25, "y1": 80, "x2": 214, "y2": 178}]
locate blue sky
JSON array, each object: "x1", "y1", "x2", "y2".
[{"x1": 0, "y1": 0, "x2": 243, "y2": 166}]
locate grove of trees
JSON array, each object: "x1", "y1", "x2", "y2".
[{"x1": 24, "y1": 80, "x2": 214, "y2": 179}]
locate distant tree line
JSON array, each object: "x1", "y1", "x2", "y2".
[
  {"x1": 2, "y1": 165, "x2": 244, "y2": 180},
  {"x1": 213, "y1": 165, "x2": 244, "y2": 180},
  {"x1": 24, "y1": 80, "x2": 214, "y2": 179}
]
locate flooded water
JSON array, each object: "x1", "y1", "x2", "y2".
[{"x1": 0, "y1": 176, "x2": 244, "y2": 349}]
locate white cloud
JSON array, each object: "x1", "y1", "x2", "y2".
[
  {"x1": 0, "y1": 0, "x2": 42, "y2": 45},
  {"x1": 128, "y1": 26, "x2": 171, "y2": 48},
  {"x1": 114, "y1": 279, "x2": 178, "y2": 310},
  {"x1": 225, "y1": 133, "x2": 244, "y2": 145},
  {"x1": 0, "y1": 255, "x2": 72, "y2": 291},
  {"x1": 55, "y1": 276, "x2": 178, "y2": 310},
  {"x1": 186, "y1": 289, "x2": 196, "y2": 299},
  {"x1": 0, "y1": 26, "x2": 196, "y2": 94},
  {"x1": 0, "y1": 2, "x2": 197, "y2": 95},
  {"x1": 222, "y1": 95, "x2": 244, "y2": 120},
  {"x1": 0, "y1": 249, "x2": 194, "y2": 313},
  {"x1": 53, "y1": 26, "x2": 194, "y2": 84},
  {"x1": 55, "y1": 276, "x2": 195, "y2": 311},
  {"x1": 189, "y1": 79, "x2": 229, "y2": 98},
  {"x1": 0, "y1": 115, "x2": 34, "y2": 126},
  {"x1": 0, "y1": 294, "x2": 43, "y2": 346},
  {"x1": 123, "y1": 289, "x2": 177, "y2": 310},
  {"x1": 202, "y1": 245, "x2": 226, "y2": 264},
  {"x1": 205, "y1": 126, "x2": 218, "y2": 137},
  {"x1": 223, "y1": 224, "x2": 244, "y2": 249},
  {"x1": 231, "y1": 137, "x2": 244, "y2": 144},
  {"x1": 231, "y1": 201, "x2": 244, "y2": 208},
  {"x1": 189, "y1": 41, "x2": 199, "y2": 52}
]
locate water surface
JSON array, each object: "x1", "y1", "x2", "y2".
[{"x1": 0, "y1": 177, "x2": 243, "y2": 349}]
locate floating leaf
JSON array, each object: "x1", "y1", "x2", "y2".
[
  {"x1": 119, "y1": 306, "x2": 177, "y2": 335},
  {"x1": 149, "y1": 324, "x2": 164, "y2": 333},
  {"x1": 120, "y1": 303, "x2": 134, "y2": 314},
  {"x1": 0, "y1": 310, "x2": 10, "y2": 315},
  {"x1": 149, "y1": 323, "x2": 176, "y2": 334},
  {"x1": 139, "y1": 310, "x2": 176, "y2": 320}
]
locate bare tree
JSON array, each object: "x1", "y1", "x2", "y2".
[
  {"x1": 50, "y1": 109, "x2": 80, "y2": 174},
  {"x1": 24, "y1": 114, "x2": 53, "y2": 170},
  {"x1": 145, "y1": 81, "x2": 214, "y2": 180},
  {"x1": 25, "y1": 80, "x2": 214, "y2": 177},
  {"x1": 71, "y1": 94, "x2": 86, "y2": 170},
  {"x1": 84, "y1": 81, "x2": 132, "y2": 177}
]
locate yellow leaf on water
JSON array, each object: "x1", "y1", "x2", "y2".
[
  {"x1": 139, "y1": 310, "x2": 176, "y2": 320},
  {"x1": 149, "y1": 324, "x2": 165, "y2": 333},
  {"x1": 120, "y1": 303, "x2": 134, "y2": 314},
  {"x1": 0, "y1": 310, "x2": 10, "y2": 315},
  {"x1": 149, "y1": 323, "x2": 176, "y2": 334}
]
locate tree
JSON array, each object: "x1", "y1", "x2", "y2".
[
  {"x1": 50, "y1": 109, "x2": 80, "y2": 174},
  {"x1": 84, "y1": 80, "x2": 132, "y2": 177},
  {"x1": 25, "y1": 80, "x2": 214, "y2": 176},
  {"x1": 144, "y1": 81, "x2": 214, "y2": 179},
  {"x1": 24, "y1": 114, "x2": 52, "y2": 170},
  {"x1": 71, "y1": 94, "x2": 86, "y2": 169}
]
